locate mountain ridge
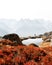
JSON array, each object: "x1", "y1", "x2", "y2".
[{"x1": 0, "y1": 19, "x2": 52, "y2": 36}]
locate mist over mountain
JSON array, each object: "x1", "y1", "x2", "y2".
[{"x1": 0, "y1": 19, "x2": 52, "y2": 37}]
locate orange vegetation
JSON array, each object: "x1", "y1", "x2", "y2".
[{"x1": 0, "y1": 39, "x2": 52, "y2": 65}]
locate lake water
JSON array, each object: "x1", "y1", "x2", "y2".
[{"x1": 22, "y1": 38, "x2": 43, "y2": 46}]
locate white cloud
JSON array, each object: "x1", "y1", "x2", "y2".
[{"x1": 0, "y1": 0, "x2": 52, "y2": 20}]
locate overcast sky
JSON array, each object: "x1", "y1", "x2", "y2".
[{"x1": 0, "y1": 0, "x2": 52, "y2": 21}]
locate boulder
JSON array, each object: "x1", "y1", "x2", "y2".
[{"x1": 3, "y1": 33, "x2": 23, "y2": 46}]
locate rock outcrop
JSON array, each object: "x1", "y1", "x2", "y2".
[{"x1": 3, "y1": 33, "x2": 23, "y2": 46}]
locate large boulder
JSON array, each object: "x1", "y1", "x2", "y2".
[{"x1": 3, "y1": 33, "x2": 23, "y2": 45}]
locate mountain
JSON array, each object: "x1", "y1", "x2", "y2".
[{"x1": 0, "y1": 19, "x2": 52, "y2": 37}]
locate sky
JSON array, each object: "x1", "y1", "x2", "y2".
[
  {"x1": 0, "y1": 0, "x2": 52, "y2": 21},
  {"x1": 0, "y1": 0, "x2": 52, "y2": 45}
]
